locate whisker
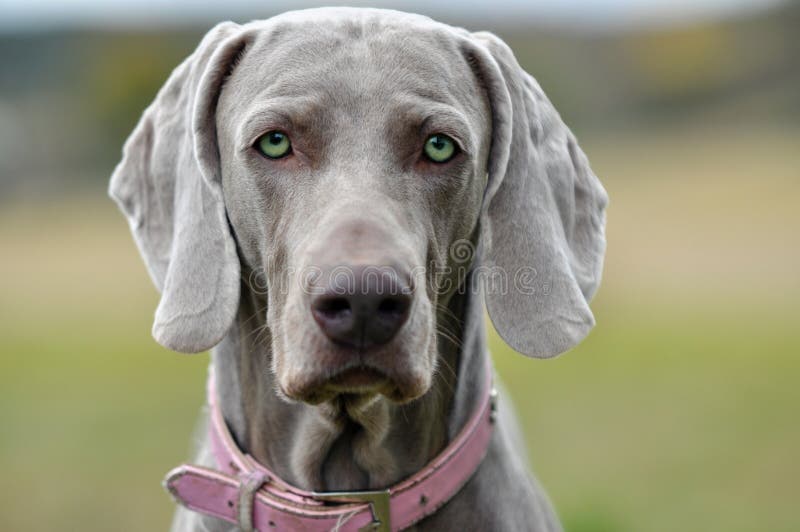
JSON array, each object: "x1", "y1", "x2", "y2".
[
  {"x1": 435, "y1": 302, "x2": 464, "y2": 328},
  {"x1": 436, "y1": 354, "x2": 458, "y2": 381},
  {"x1": 435, "y1": 325, "x2": 463, "y2": 349}
]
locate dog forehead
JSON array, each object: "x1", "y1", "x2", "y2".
[{"x1": 229, "y1": 13, "x2": 477, "y2": 110}]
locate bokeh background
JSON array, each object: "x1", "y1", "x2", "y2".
[{"x1": 1, "y1": 1, "x2": 798, "y2": 530}]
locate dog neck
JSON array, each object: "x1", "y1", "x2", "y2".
[{"x1": 211, "y1": 270, "x2": 487, "y2": 491}]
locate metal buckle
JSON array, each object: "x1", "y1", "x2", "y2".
[{"x1": 313, "y1": 489, "x2": 391, "y2": 531}]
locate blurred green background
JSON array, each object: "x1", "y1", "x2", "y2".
[{"x1": 1, "y1": 1, "x2": 798, "y2": 531}]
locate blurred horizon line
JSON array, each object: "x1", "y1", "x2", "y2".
[{"x1": 0, "y1": 0, "x2": 789, "y2": 35}]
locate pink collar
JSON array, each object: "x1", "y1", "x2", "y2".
[{"x1": 164, "y1": 359, "x2": 495, "y2": 531}]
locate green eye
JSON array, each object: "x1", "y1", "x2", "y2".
[
  {"x1": 423, "y1": 134, "x2": 457, "y2": 163},
  {"x1": 256, "y1": 130, "x2": 292, "y2": 159}
]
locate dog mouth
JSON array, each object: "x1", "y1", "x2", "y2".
[
  {"x1": 282, "y1": 360, "x2": 427, "y2": 405},
  {"x1": 326, "y1": 366, "x2": 390, "y2": 393}
]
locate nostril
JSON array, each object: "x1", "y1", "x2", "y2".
[
  {"x1": 313, "y1": 296, "x2": 351, "y2": 317},
  {"x1": 311, "y1": 295, "x2": 357, "y2": 347},
  {"x1": 377, "y1": 296, "x2": 408, "y2": 317}
]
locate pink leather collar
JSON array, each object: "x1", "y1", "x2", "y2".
[{"x1": 164, "y1": 359, "x2": 495, "y2": 531}]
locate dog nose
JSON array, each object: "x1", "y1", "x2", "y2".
[{"x1": 310, "y1": 266, "x2": 412, "y2": 349}]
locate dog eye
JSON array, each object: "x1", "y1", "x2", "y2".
[
  {"x1": 256, "y1": 131, "x2": 292, "y2": 159},
  {"x1": 423, "y1": 134, "x2": 457, "y2": 163}
]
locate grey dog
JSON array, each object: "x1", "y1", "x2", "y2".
[{"x1": 110, "y1": 7, "x2": 607, "y2": 531}]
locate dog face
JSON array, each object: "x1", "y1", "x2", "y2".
[
  {"x1": 216, "y1": 20, "x2": 491, "y2": 404},
  {"x1": 110, "y1": 8, "x2": 607, "y2": 407}
]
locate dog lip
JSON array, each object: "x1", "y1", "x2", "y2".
[
  {"x1": 285, "y1": 362, "x2": 429, "y2": 404},
  {"x1": 326, "y1": 365, "x2": 389, "y2": 392}
]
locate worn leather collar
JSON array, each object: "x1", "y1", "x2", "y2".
[{"x1": 164, "y1": 357, "x2": 495, "y2": 531}]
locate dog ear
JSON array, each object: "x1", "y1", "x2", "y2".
[
  {"x1": 466, "y1": 32, "x2": 608, "y2": 358},
  {"x1": 109, "y1": 22, "x2": 249, "y2": 353}
]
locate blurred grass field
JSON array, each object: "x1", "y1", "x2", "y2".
[{"x1": 1, "y1": 126, "x2": 798, "y2": 531}]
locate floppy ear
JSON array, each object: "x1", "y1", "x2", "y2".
[
  {"x1": 109, "y1": 22, "x2": 249, "y2": 353},
  {"x1": 467, "y1": 32, "x2": 608, "y2": 358}
]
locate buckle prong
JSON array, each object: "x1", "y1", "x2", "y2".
[{"x1": 313, "y1": 489, "x2": 391, "y2": 532}]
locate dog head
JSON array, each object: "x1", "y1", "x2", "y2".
[{"x1": 110, "y1": 8, "x2": 607, "y2": 406}]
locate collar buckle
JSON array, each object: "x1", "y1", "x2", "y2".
[{"x1": 313, "y1": 489, "x2": 391, "y2": 531}]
